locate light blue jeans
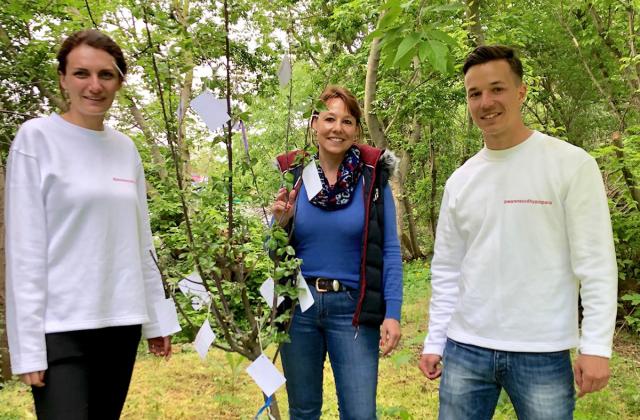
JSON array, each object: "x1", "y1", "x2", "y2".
[
  {"x1": 439, "y1": 338, "x2": 575, "y2": 420},
  {"x1": 281, "y1": 286, "x2": 380, "y2": 420}
]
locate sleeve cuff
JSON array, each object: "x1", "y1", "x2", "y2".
[
  {"x1": 422, "y1": 339, "x2": 446, "y2": 356},
  {"x1": 142, "y1": 298, "x2": 182, "y2": 339},
  {"x1": 385, "y1": 299, "x2": 402, "y2": 321},
  {"x1": 10, "y1": 352, "x2": 48, "y2": 376},
  {"x1": 579, "y1": 343, "x2": 612, "y2": 359}
]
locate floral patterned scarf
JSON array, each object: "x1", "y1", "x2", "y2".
[{"x1": 310, "y1": 145, "x2": 362, "y2": 210}]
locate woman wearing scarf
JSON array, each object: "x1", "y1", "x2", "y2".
[{"x1": 272, "y1": 86, "x2": 403, "y2": 419}]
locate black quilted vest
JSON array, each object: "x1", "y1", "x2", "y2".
[{"x1": 276, "y1": 144, "x2": 389, "y2": 327}]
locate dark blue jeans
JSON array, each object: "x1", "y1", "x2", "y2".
[
  {"x1": 439, "y1": 338, "x2": 575, "y2": 420},
  {"x1": 281, "y1": 286, "x2": 380, "y2": 420}
]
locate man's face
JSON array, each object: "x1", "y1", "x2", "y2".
[{"x1": 464, "y1": 59, "x2": 526, "y2": 138}]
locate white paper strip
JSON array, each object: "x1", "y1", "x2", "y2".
[
  {"x1": 260, "y1": 278, "x2": 284, "y2": 309},
  {"x1": 190, "y1": 91, "x2": 230, "y2": 132},
  {"x1": 296, "y1": 272, "x2": 314, "y2": 313},
  {"x1": 277, "y1": 55, "x2": 292, "y2": 87},
  {"x1": 246, "y1": 354, "x2": 286, "y2": 397},
  {"x1": 194, "y1": 319, "x2": 216, "y2": 360},
  {"x1": 178, "y1": 272, "x2": 210, "y2": 311},
  {"x1": 302, "y1": 160, "x2": 322, "y2": 200}
]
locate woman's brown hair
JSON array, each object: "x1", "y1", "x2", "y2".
[
  {"x1": 315, "y1": 85, "x2": 363, "y2": 138},
  {"x1": 57, "y1": 29, "x2": 127, "y2": 80}
]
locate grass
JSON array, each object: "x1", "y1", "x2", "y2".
[{"x1": 1, "y1": 260, "x2": 639, "y2": 419}]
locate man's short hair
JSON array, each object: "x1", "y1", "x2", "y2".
[{"x1": 462, "y1": 45, "x2": 523, "y2": 81}]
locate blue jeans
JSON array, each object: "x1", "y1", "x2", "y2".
[
  {"x1": 281, "y1": 286, "x2": 380, "y2": 420},
  {"x1": 439, "y1": 339, "x2": 575, "y2": 420}
]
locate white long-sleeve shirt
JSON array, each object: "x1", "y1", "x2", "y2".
[
  {"x1": 423, "y1": 131, "x2": 617, "y2": 358},
  {"x1": 5, "y1": 114, "x2": 180, "y2": 375}
]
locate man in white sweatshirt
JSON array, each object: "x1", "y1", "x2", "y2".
[{"x1": 419, "y1": 45, "x2": 617, "y2": 419}]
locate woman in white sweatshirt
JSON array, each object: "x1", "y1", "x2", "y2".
[{"x1": 5, "y1": 29, "x2": 180, "y2": 419}]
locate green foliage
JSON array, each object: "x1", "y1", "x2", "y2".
[
  {"x1": 621, "y1": 294, "x2": 640, "y2": 334},
  {"x1": 1, "y1": 0, "x2": 640, "y2": 391}
]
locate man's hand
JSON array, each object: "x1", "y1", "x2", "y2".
[
  {"x1": 20, "y1": 371, "x2": 45, "y2": 387},
  {"x1": 148, "y1": 336, "x2": 172, "y2": 360},
  {"x1": 574, "y1": 354, "x2": 610, "y2": 397},
  {"x1": 380, "y1": 318, "x2": 401, "y2": 356},
  {"x1": 419, "y1": 353, "x2": 443, "y2": 380}
]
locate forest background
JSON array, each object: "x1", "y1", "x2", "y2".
[{"x1": 0, "y1": 0, "x2": 639, "y2": 418}]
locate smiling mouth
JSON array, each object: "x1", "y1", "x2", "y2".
[
  {"x1": 481, "y1": 112, "x2": 502, "y2": 120},
  {"x1": 327, "y1": 137, "x2": 345, "y2": 143},
  {"x1": 84, "y1": 97, "x2": 105, "y2": 102}
]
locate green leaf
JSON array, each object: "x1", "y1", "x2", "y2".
[
  {"x1": 428, "y1": 39, "x2": 449, "y2": 74},
  {"x1": 393, "y1": 32, "x2": 420, "y2": 66},
  {"x1": 377, "y1": 7, "x2": 401, "y2": 30},
  {"x1": 424, "y1": 28, "x2": 457, "y2": 46},
  {"x1": 382, "y1": 37, "x2": 403, "y2": 68}
]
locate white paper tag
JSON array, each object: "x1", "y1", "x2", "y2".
[
  {"x1": 302, "y1": 160, "x2": 322, "y2": 200},
  {"x1": 246, "y1": 354, "x2": 286, "y2": 397},
  {"x1": 194, "y1": 319, "x2": 216, "y2": 360},
  {"x1": 178, "y1": 272, "x2": 210, "y2": 311},
  {"x1": 296, "y1": 272, "x2": 314, "y2": 313},
  {"x1": 260, "y1": 278, "x2": 284, "y2": 309},
  {"x1": 277, "y1": 54, "x2": 292, "y2": 87},
  {"x1": 153, "y1": 298, "x2": 181, "y2": 336},
  {"x1": 190, "y1": 91, "x2": 230, "y2": 132}
]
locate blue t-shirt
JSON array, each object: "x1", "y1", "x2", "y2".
[{"x1": 292, "y1": 178, "x2": 403, "y2": 320}]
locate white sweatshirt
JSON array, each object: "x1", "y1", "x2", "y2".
[
  {"x1": 5, "y1": 114, "x2": 180, "y2": 375},
  {"x1": 423, "y1": 131, "x2": 617, "y2": 358}
]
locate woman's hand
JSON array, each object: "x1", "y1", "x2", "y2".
[
  {"x1": 148, "y1": 336, "x2": 172, "y2": 360},
  {"x1": 272, "y1": 187, "x2": 297, "y2": 227},
  {"x1": 20, "y1": 371, "x2": 45, "y2": 387},
  {"x1": 380, "y1": 318, "x2": 401, "y2": 356}
]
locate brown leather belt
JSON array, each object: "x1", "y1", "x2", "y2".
[{"x1": 306, "y1": 277, "x2": 351, "y2": 293}]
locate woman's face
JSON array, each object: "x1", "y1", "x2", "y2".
[
  {"x1": 312, "y1": 97, "x2": 359, "y2": 161},
  {"x1": 59, "y1": 44, "x2": 122, "y2": 121}
]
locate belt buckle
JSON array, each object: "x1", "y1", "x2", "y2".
[{"x1": 315, "y1": 278, "x2": 328, "y2": 293}]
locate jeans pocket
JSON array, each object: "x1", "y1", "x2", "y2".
[{"x1": 345, "y1": 289, "x2": 359, "y2": 302}]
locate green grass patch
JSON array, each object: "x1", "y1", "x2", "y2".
[{"x1": 1, "y1": 261, "x2": 638, "y2": 419}]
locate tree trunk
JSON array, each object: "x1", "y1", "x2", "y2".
[
  {"x1": 177, "y1": 68, "x2": 194, "y2": 179},
  {"x1": 428, "y1": 124, "x2": 438, "y2": 240},
  {"x1": 127, "y1": 95, "x2": 168, "y2": 181},
  {"x1": 612, "y1": 131, "x2": 640, "y2": 212},
  {"x1": 392, "y1": 180, "x2": 413, "y2": 259},
  {"x1": 465, "y1": 0, "x2": 485, "y2": 47},
  {"x1": 0, "y1": 165, "x2": 11, "y2": 383},
  {"x1": 462, "y1": 0, "x2": 484, "y2": 163},
  {"x1": 364, "y1": 31, "x2": 387, "y2": 149},
  {"x1": 397, "y1": 118, "x2": 424, "y2": 259},
  {"x1": 267, "y1": 394, "x2": 282, "y2": 419}
]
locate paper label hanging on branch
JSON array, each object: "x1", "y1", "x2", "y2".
[
  {"x1": 259, "y1": 278, "x2": 284, "y2": 309},
  {"x1": 190, "y1": 91, "x2": 230, "y2": 132},
  {"x1": 246, "y1": 354, "x2": 286, "y2": 397},
  {"x1": 277, "y1": 54, "x2": 292, "y2": 87},
  {"x1": 177, "y1": 272, "x2": 210, "y2": 311},
  {"x1": 296, "y1": 272, "x2": 314, "y2": 313},
  {"x1": 176, "y1": 97, "x2": 185, "y2": 122},
  {"x1": 239, "y1": 120, "x2": 249, "y2": 153},
  {"x1": 194, "y1": 319, "x2": 216, "y2": 360},
  {"x1": 302, "y1": 160, "x2": 322, "y2": 200}
]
